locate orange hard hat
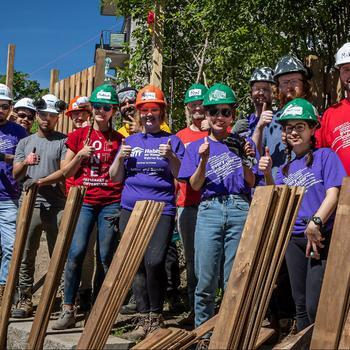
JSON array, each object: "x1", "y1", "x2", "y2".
[
  {"x1": 135, "y1": 85, "x2": 166, "y2": 109},
  {"x1": 66, "y1": 96, "x2": 91, "y2": 117}
]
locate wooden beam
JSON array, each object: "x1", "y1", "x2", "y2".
[
  {"x1": 273, "y1": 324, "x2": 313, "y2": 350},
  {"x1": 49, "y1": 69, "x2": 59, "y2": 94},
  {"x1": 5, "y1": 44, "x2": 15, "y2": 91},
  {"x1": 150, "y1": 0, "x2": 165, "y2": 88},
  {"x1": 94, "y1": 49, "x2": 106, "y2": 88},
  {"x1": 0, "y1": 186, "x2": 38, "y2": 349}
]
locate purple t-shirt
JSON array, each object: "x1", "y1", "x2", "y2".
[
  {"x1": 275, "y1": 148, "x2": 346, "y2": 236},
  {"x1": 0, "y1": 121, "x2": 27, "y2": 200},
  {"x1": 178, "y1": 136, "x2": 257, "y2": 200},
  {"x1": 121, "y1": 131, "x2": 185, "y2": 216}
]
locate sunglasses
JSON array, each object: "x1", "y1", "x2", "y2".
[
  {"x1": 207, "y1": 108, "x2": 232, "y2": 117},
  {"x1": 0, "y1": 104, "x2": 10, "y2": 111},
  {"x1": 118, "y1": 90, "x2": 137, "y2": 104},
  {"x1": 17, "y1": 113, "x2": 35, "y2": 121},
  {"x1": 92, "y1": 103, "x2": 113, "y2": 112}
]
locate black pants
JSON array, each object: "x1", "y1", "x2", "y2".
[
  {"x1": 285, "y1": 236, "x2": 328, "y2": 332},
  {"x1": 165, "y1": 241, "x2": 180, "y2": 294},
  {"x1": 119, "y1": 208, "x2": 174, "y2": 313}
]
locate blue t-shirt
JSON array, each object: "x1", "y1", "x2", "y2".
[
  {"x1": 121, "y1": 131, "x2": 185, "y2": 216},
  {"x1": 0, "y1": 121, "x2": 27, "y2": 200},
  {"x1": 178, "y1": 136, "x2": 258, "y2": 200},
  {"x1": 275, "y1": 148, "x2": 346, "y2": 236}
]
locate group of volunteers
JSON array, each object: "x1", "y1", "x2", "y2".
[{"x1": 1, "y1": 41, "x2": 350, "y2": 348}]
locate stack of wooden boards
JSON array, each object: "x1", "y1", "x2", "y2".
[
  {"x1": 133, "y1": 185, "x2": 304, "y2": 350},
  {"x1": 77, "y1": 200, "x2": 165, "y2": 350},
  {"x1": 275, "y1": 177, "x2": 350, "y2": 350}
]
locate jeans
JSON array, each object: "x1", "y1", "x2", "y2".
[
  {"x1": 0, "y1": 200, "x2": 18, "y2": 285},
  {"x1": 19, "y1": 205, "x2": 63, "y2": 288},
  {"x1": 194, "y1": 194, "x2": 249, "y2": 327},
  {"x1": 177, "y1": 206, "x2": 198, "y2": 310},
  {"x1": 285, "y1": 236, "x2": 329, "y2": 331},
  {"x1": 64, "y1": 202, "x2": 120, "y2": 304},
  {"x1": 119, "y1": 208, "x2": 174, "y2": 313}
]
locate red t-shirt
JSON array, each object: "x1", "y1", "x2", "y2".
[
  {"x1": 316, "y1": 99, "x2": 350, "y2": 175},
  {"x1": 66, "y1": 126, "x2": 123, "y2": 205},
  {"x1": 176, "y1": 127, "x2": 208, "y2": 207}
]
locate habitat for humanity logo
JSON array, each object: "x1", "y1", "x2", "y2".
[{"x1": 131, "y1": 147, "x2": 144, "y2": 157}]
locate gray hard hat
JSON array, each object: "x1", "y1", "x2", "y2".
[
  {"x1": 274, "y1": 55, "x2": 309, "y2": 81},
  {"x1": 249, "y1": 67, "x2": 275, "y2": 85}
]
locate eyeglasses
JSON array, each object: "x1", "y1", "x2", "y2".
[
  {"x1": 118, "y1": 90, "x2": 137, "y2": 104},
  {"x1": 140, "y1": 108, "x2": 161, "y2": 115},
  {"x1": 38, "y1": 111, "x2": 59, "y2": 118},
  {"x1": 284, "y1": 123, "x2": 306, "y2": 133},
  {"x1": 279, "y1": 79, "x2": 303, "y2": 88},
  {"x1": 0, "y1": 104, "x2": 10, "y2": 110},
  {"x1": 207, "y1": 108, "x2": 232, "y2": 117},
  {"x1": 252, "y1": 87, "x2": 271, "y2": 93},
  {"x1": 187, "y1": 102, "x2": 204, "y2": 110},
  {"x1": 17, "y1": 113, "x2": 35, "y2": 121},
  {"x1": 92, "y1": 103, "x2": 113, "y2": 112}
]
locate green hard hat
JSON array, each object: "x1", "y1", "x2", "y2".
[
  {"x1": 90, "y1": 84, "x2": 119, "y2": 105},
  {"x1": 203, "y1": 83, "x2": 238, "y2": 107},
  {"x1": 184, "y1": 83, "x2": 208, "y2": 104},
  {"x1": 277, "y1": 98, "x2": 319, "y2": 124}
]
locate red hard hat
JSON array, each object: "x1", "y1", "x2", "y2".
[{"x1": 65, "y1": 96, "x2": 91, "y2": 117}]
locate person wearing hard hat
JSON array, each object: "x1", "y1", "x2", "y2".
[
  {"x1": 316, "y1": 43, "x2": 350, "y2": 175},
  {"x1": 0, "y1": 84, "x2": 27, "y2": 306},
  {"x1": 12, "y1": 94, "x2": 67, "y2": 318},
  {"x1": 110, "y1": 84, "x2": 185, "y2": 340},
  {"x1": 117, "y1": 86, "x2": 171, "y2": 137},
  {"x1": 65, "y1": 96, "x2": 92, "y2": 129},
  {"x1": 178, "y1": 84, "x2": 257, "y2": 343},
  {"x1": 259, "y1": 98, "x2": 346, "y2": 331},
  {"x1": 13, "y1": 98, "x2": 37, "y2": 133},
  {"x1": 175, "y1": 83, "x2": 209, "y2": 324},
  {"x1": 253, "y1": 55, "x2": 311, "y2": 178}
]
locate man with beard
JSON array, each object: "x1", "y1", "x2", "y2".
[
  {"x1": 176, "y1": 83, "x2": 209, "y2": 324},
  {"x1": 316, "y1": 43, "x2": 350, "y2": 175},
  {"x1": 12, "y1": 94, "x2": 67, "y2": 318},
  {"x1": 0, "y1": 84, "x2": 27, "y2": 305},
  {"x1": 252, "y1": 55, "x2": 311, "y2": 177}
]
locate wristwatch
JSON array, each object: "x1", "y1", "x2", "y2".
[{"x1": 311, "y1": 216, "x2": 323, "y2": 228}]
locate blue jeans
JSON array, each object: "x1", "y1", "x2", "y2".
[
  {"x1": 194, "y1": 194, "x2": 249, "y2": 327},
  {"x1": 0, "y1": 200, "x2": 18, "y2": 284},
  {"x1": 64, "y1": 202, "x2": 120, "y2": 304}
]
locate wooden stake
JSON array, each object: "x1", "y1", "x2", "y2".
[
  {"x1": 49, "y1": 69, "x2": 59, "y2": 94},
  {"x1": 94, "y1": 48, "x2": 106, "y2": 88},
  {"x1": 0, "y1": 186, "x2": 38, "y2": 349},
  {"x1": 5, "y1": 44, "x2": 15, "y2": 91}
]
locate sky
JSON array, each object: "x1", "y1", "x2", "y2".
[{"x1": 0, "y1": 1, "x2": 124, "y2": 89}]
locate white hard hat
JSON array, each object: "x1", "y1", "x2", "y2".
[
  {"x1": 0, "y1": 83, "x2": 13, "y2": 101},
  {"x1": 335, "y1": 43, "x2": 350, "y2": 69},
  {"x1": 38, "y1": 94, "x2": 60, "y2": 114},
  {"x1": 14, "y1": 98, "x2": 36, "y2": 112}
]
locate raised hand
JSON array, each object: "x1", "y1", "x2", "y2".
[
  {"x1": 78, "y1": 145, "x2": 95, "y2": 159},
  {"x1": 159, "y1": 138, "x2": 173, "y2": 159},
  {"x1": 258, "y1": 146, "x2": 272, "y2": 175},
  {"x1": 25, "y1": 147, "x2": 40, "y2": 166},
  {"x1": 119, "y1": 139, "x2": 132, "y2": 158},
  {"x1": 200, "y1": 118, "x2": 210, "y2": 131},
  {"x1": 243, "y1": 141, "x2": 255, "y2": 158},
  {"x1": 198, "y1": 136, "x2": 210, "y2": 162},
  {"x1": 257, "y1": 102, "x2": 273, "y2": 128}
]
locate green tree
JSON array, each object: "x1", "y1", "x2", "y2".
[{"x1": 0, "y1": 71, "x2": 48, "y2": 101}]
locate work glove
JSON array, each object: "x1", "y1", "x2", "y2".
[{"x1": 232, "y1": 114, "x2": 249, "y2": 134}]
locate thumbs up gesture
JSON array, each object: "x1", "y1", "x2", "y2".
[
  {"x1": 257, "y1": 102, "x2": 273, "y2": 129},
  {"x1": 258, "y1": 146, "x2": 272, "y2": 175},
  {"x1": 25, "y1": 147, "x2": 40, "y2": 166},
  {"x1": 232, "y1": 113, "x2": 249, "y2": 134},
  {"x1": 159, "y1": 138, "x2": 173, "y2": 159},
  {"x1": 198, "y1": 136, "x2": 210, "y2": 162},
  {"x1": 119, "y1": 139, "x2": 132, "y2": 159}
]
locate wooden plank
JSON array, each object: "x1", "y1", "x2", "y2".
[
  {"x1": 77, "y1": 201, "x2": 165, "y2": 349},
  {"x1": 5, "y1": 44, "x2": 15, "y2": 91},
  {"x1": 56, "y1": 80, "x2": 65, "y2": 133},
  {"x1": 0, "y1": 186, "x2": 38, "y2": 349},
  {"x1": 310, "y1": 177, "x2": 350, "y2": 349},
  {"x1": 63, "y1": 78, "x2": 70, "y2": 134},
  {"x1": 81, "y1": 68, "x2": 88, "y2": 96},
  {"x1": 49, "y1": 69, "x2": 59, "y2": 94},
  {"x1": 53, "y1": 82, "x2": 59, "y2": 98},
  {"x1": 26, "y1": 187, "x2": 85, "y2": 350},
  {"x1": 87, "y1": 66, "x2": 95, "y2": 97},
  {"x1": 339, "y1": 306, "x2": 350, "y2": 349},
  {"x1": 94, "y1": 49, "x2": 106, "y2": 88},
  {"x1": 254, "y1": 327, "x2": 276, "y2": 349},
  {"x1": 75, "y1": 72, "x2": 81, "y2": 96},
  {"x1": 209, "y1": 186, "x2": 275, "y2": 349},
  {"x1": 274, "y1": 324, "x2": 313, "y2": 350},
  {"x1": 132, "y1": 329, "x2": 173, "y2": 349}
]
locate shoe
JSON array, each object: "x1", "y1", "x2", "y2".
[
  {"x1": 123, "y1": 314, "x2": 149, "y2": 341},
  {"x1": 0, "y1": 285, "x2": 5, "y2": 307},
  {"x1": 77, "y1": 288, "x2": 92, "y2": 313},
  {"x1": 147, "y1": 312, "x2": 165, "y2": 336},
  {"x1": 52, "y1": 306, "x2": 76, "y2": 330},
  {"x1": 195, "y1": 338, "x2": 210, "y2": 350},
  {"x1": 11, "y1": 287, "x2": 33, "y2": 318},
  {"x1": 120, "y1": 294, "x2": 137, "y2": 315}
]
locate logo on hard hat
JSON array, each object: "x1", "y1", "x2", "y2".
[
  {"x1": 189, "y1": 89, "x2": 202, "y2": 97},
  {"x1": 209, "y1": 90, "x2": 226, "y2": 101},
  {"x1": 142, "y1": 92, "x2": 156, "y2": 100},
  {"x1": 97, "y1": 91, "x2": 112, "y2": 100},
  {"x1": 283, "y1": 105, "x2": 303, "y2": 116},
  {"x1": 340, "y1": 52, "x2": 350, "y2": 59}
]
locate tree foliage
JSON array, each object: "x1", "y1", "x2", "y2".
[
  {"x1": 107, "y1": 0, "x2": 350, "y2": 131},
  {"x1": 0, "y1": 71, "x2": 48, "y2": 101}
]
